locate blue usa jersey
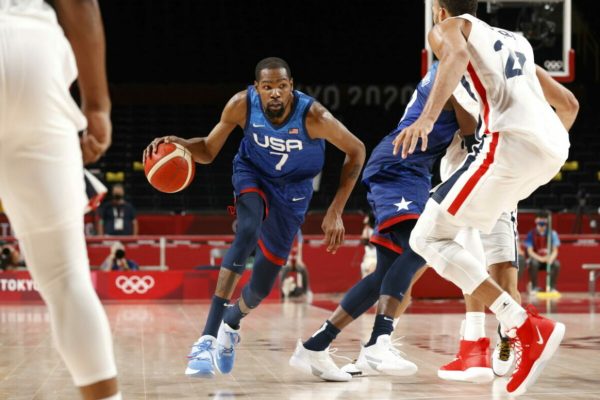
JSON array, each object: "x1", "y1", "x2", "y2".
[
  {"x1": 362, "y1": 62, "x2": 458, "y2": 183},
  {"x1": 361, "y1": 62, "x2": 460, "y2": 234},
  {"x1": 234, "y1": 86, "x2": 325, "y2": 183}
]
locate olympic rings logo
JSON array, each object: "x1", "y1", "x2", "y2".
[{"x1": 115, "y1": 275, "x2": 155, "y2": 294}]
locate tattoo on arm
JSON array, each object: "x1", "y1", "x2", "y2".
[{"x1": 346, "y1": 164, "x2": 361, "y2": 180}]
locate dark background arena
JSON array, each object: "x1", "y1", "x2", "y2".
[{"x1": 92, "y1": 0, "x2": 600, "y2": 214}]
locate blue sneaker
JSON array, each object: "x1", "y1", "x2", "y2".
[
  {"x1": 185, "y1": 335, "x2": 217, "y2": 378},
  {"x1": 216, "y1": 322, "x2": 241, "y2": 374}
]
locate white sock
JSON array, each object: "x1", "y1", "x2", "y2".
[
  {"x1": 100, "y1": 393, "x2": 122, "y2": 400},
  {"x1": 464, "y1": 312, "x2": 486, "y2": 341},
  {"x1": 489, "y1": 292, "x2": 526, "y2": 331}
]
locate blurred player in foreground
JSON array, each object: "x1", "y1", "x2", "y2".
[{"x1": 0, "y1": 0, "x2": 119, "y2": 399}]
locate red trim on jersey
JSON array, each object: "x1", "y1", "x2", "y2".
[
  {"x1": 370, "y1": 235, "x2": 403, "y2": 255},
  {"x1": 467, "y1": 62, "x2": 490, "y2": 134},
  {"x1": 239, "y1": 187, "x2": 269, "y2": 218},
  {"x1": 421, "y1": 49, "x2": 429, "y2": 78},
  {"x1": 377, "y1": 214, "x2": 420, "y2": 233},
  {"x1": 447, "y1": 132, "x2": 500, "y2": 215},
  {"x1": 258, "y1": 239, "x2": 286, "y2": 266}
]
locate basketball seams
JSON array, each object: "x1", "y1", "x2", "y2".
[
  {"x1": 145, "y1": 143, "x2": 194, "y2": 192},
  {"x1": 181, "y1": 147, "x2": 195, "y2": 189},
  {"x1": 146, "y1": 148, "x2": 186, "y2": 180}
]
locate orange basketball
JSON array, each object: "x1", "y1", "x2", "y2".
[{"x1": 144, "y1": 142, "x2": 195, "y2": 193}]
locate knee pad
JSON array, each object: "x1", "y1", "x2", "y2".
[
  {"x1": 431, "y1": 244, "x2": 489, "y2": 295},
  {"x1": 222, "y1": 193, "x2": 264, "y2": 272}
]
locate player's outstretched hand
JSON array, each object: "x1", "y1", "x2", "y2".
[
  {"x1": 81, "y1": 110, "x2": 112, "y2": 165},
  {"x1": 143, "y1": 135, "x2": 189, "y2": 161},
  {"x1": 392, "y1": 118, "x2": 434, "y2": 159},
  {"x1": 322, "y1": 208, "x2": 345, "y2": 254}
]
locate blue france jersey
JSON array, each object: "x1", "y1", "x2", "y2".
[
  {"x1": 362, "y1": 62, "x2": 458, "y2": 183},
  {"x1": 234, "y1": 86, "x2": 325, "y2": 182}
]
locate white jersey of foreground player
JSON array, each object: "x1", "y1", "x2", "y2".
[
  {"x1": 0, "y1": 0, "x2": 117, "y2": 391},
  {"x1": 454, "y1": 13, "x2": 569, "y2": 161}
]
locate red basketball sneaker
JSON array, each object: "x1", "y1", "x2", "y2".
[
  {"x1": 506, "y1": 305, "x2": 566, "y2": 396},
  {"x1": 437, "y1": 337, "x2": 494, "y2": 383}
]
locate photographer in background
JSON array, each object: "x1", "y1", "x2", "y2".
[
  {"x1": 100, "y1": 242, "x2": 139, "y2": 272},
  {"x1": 0, "y1": 241, "x2": 24, "y2": 271}
]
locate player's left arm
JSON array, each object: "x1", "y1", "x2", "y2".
[
  {"x1": 393, "y1": 18, "x2": 470, "y2": 158},
  {"x1": 55, "y1": 0, "x2": 111, "y2": 164},
  {"x1": 306, "y1": 102, "x2": 366, "y2": 254},
  {"x1": 536, "y1": 65, "x2": 579, "y2": 131}
]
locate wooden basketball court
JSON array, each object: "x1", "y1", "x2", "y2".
[{"x1": 1, "y1": 294, "x2": 599, "y2": 399}]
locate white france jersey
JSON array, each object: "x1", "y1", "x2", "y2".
[
  {"x1": 439, "y1": 81, "x2": 480, "y2": 182},
  {"x1": 454, "y1": 14, "x2": 570, "y2": 161},
  {"x1": 0, "y1": 0, "x2": 58, "y2": 23}
]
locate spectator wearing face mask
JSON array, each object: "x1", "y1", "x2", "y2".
[
  {"x1": 97, "y1": 184, "x2": 138, "y2": 236},
  {"x1": 100, "y1": 242, "x2": 139, "y2": 271},
  {"x1": 524, "y1": 213, "x2": 561, "y2": 294}
]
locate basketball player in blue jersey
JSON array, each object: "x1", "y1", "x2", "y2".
[
  {"x1": 144, "y1": 57, "x2": 366, "y2": 378},
  {"x1": 289, "y1": 61, "x2": 479, "y2": 381}
]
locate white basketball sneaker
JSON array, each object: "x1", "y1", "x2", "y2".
[
  {"x1": 289, "y1": 339, "x2": 352, "y2": 382},
  {"x1": 185, "y1": 335, "x2": 218, "y2": 378},
  {"x1": 216, "y1": 322, "x2": 240, "y2": 374},
  {"x1": 355, "y1": 335, "x2": 418, "y2": 376},
  {"x1": 340, "y1": 360, "x2": 365, "y2": 377},
  {"x1": 492, "y1": 330, "x2": 515, "y2": 377}
]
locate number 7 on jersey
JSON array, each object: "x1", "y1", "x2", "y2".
[{"x1": 270, "y1": 151, "x2": 289, "y2": 171}]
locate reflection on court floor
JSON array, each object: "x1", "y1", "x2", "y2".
[{"x1": 0, "y1": 295, "x2": 599, "y2": 399}]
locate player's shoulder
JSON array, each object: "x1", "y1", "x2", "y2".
[
  {"x1": 306, "y1": 100, "x2": 328, "y2": 119},
  {"x1": 432, "y1": 15, "x2": 470, "y2": 33},
  {"x1": 430, "y1": 14, "x2": 474, "y2": 42},
  {"x1": 223, "y1": 90, "x2": 249, "y2": 124},
  {"x1": 228, "y1": 90, "x2": 249, "y2": 109}
]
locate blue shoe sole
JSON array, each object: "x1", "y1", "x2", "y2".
[
  {"x1": 216, "y1": 356, "x2": 234, "y2": 374},
  {"x1": 185, "y1": 366, "x2": 215, "y2": 378}
]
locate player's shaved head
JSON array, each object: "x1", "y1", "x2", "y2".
[
  {"x1": 255, "y1": 57, "x2": 292, "y2": 81},
  {"x1": 438, "y1": 0, "x2": 477, "y2": 16}
]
